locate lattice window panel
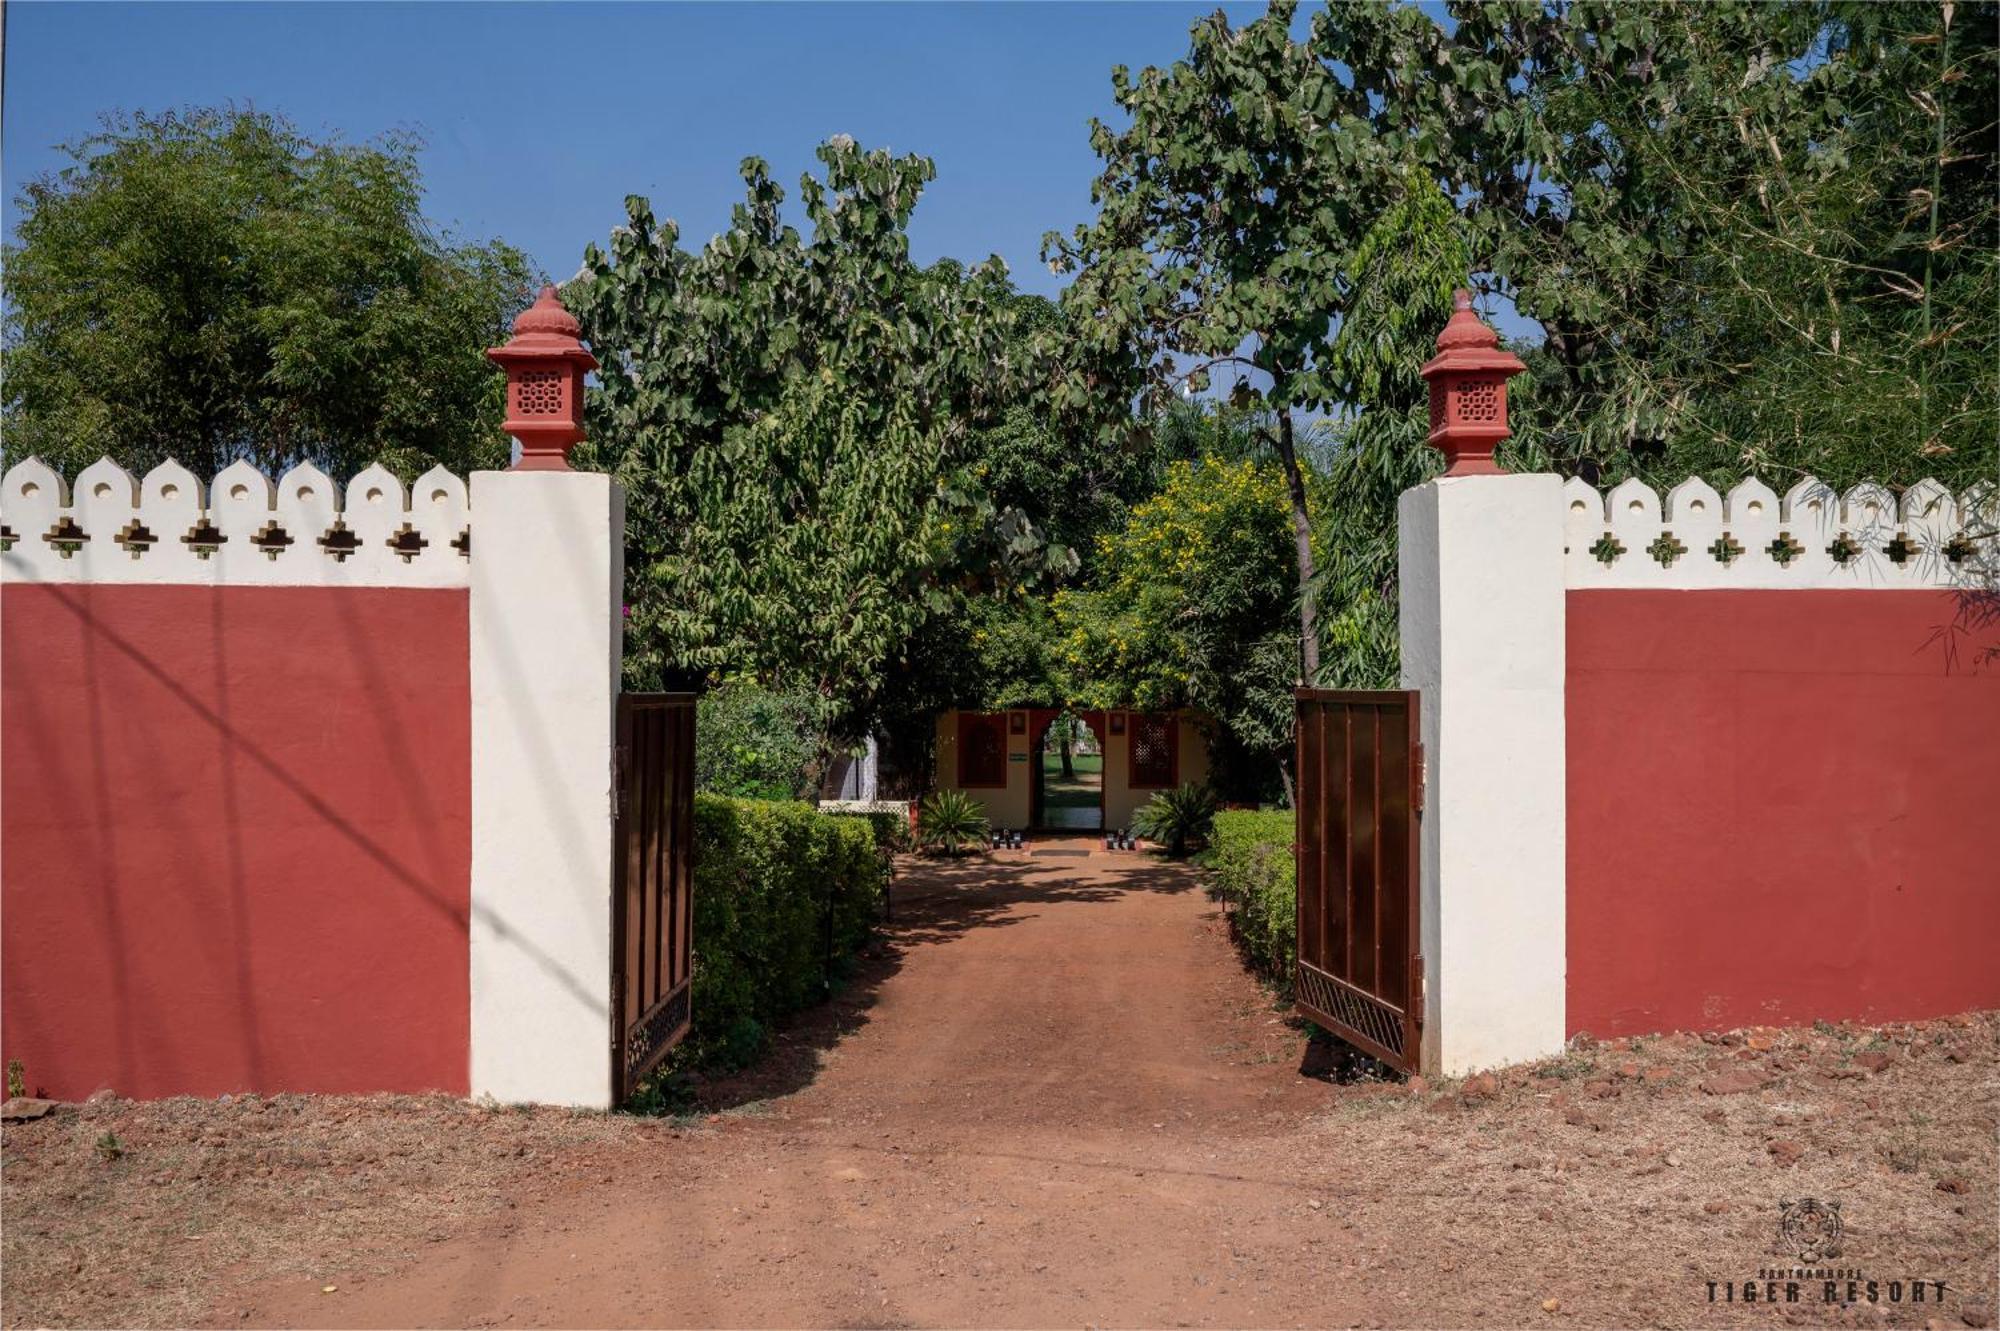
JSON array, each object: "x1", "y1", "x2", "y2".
[
  {"x1": 957, "y1": 713, "x2": 1008, "y2": 788},
  {"x1": 1130, "y1": 714, "x2": 1177, "y2": 788},
  {"x1": 1456, "y1": 378, "x2": 1500, "y2": 423},
  {"x1": 514, "y1": 369, "x2": 565, "y2": 416}
]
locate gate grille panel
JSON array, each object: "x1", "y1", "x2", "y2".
[{"x1": 1297, "y1": 961, "x2": 1405, "y2": 1060}]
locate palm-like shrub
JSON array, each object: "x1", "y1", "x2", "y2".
[
  {"x1": 918, "y1": 789, "x2": 989, "y2": 857},
  {"x1": 1134, "y1": 782, "x2": 1219, "y2": 858}
]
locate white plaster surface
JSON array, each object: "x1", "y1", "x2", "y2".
[
  {"x1": 1564, "y1": 474, "x2": 1988, "y2": 589},
  {"x1": 1, "y1": 455, "x2": 470, "y2": 587},
  {"x1": 1400, "y1": 475, "x2": 1567, "y2": 1076},
  {"x1": 468, "y1": 470, "x2": 624, "y2": 1107}
]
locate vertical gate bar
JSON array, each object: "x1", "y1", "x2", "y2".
[
  {"x1": 1296, "y1": 697, "x2": 1321, "y2": 973},
  {"x1": 616, "y1": 699, "x2": 638, "y2": 1097},
  {"x1": 645, "y1": 707, "x2": 664, "y2": 1010},
  {"x1": 633, "y1": 706, "x2": 651, "y2": 1015},
  {"x1": 1407, "y1": 690, "x2": 1423, "y2": 1061},
  {"x1": 665, "y1": 703, "x2": 681, "y2": 995},
  {"x1": 1325, "y1": 702, "x2": 1344, "y2": 979},
  {"x1": 1316, "y1": 702, "x2": 1334, "y2": 978},
  {"x1": 667, "y1": 703, "x2": 681, "y2": 995},
  {"x1": 1338, "y1": 702, "x2": 1354, "y2": 987},
  {"x1": 677, "y1": 701, "x2": 694, "y2": 994},
  {"x1": 1378, "y1": 697, "x2": 1410, "y2": 1018},
  {"x1": 677, "y1": 700, "x2": 691, "y2": 992},
  {"x1": 1349, "y1": 702, "x2": 1378, "y2": 996},
  {"x1": 664, "y1": 711, "x2": 680, "y2": 999},
  {"x1": 1368, "y1": 703, "x2": 1384, "y2": 995},
  {"x1": 620, "y1": 701, "x2": 642, "y2": 1062}
]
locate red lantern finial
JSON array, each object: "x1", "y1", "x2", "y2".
[
  {"x1": 487, "y1": 285, "x2": 599, "y2": 471},
  {"x1": 1419, "y1": 288, "x2": 1526, "y2": 477}
]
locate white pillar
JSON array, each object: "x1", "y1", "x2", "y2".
[
  {"x1": 468, "y1": 470, "x2": 624, "y2": 1107},
  {"x1": 1399, "y1": 474, "x2": 1566, "y2": 1076}
]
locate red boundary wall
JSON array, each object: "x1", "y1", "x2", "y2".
[
  {"x1": 2, "y1": 583, "x2": 471, "y2": 1100},
  {"x1": 1567, "y1": 589, "x2": 2000, "y2": 1037}
]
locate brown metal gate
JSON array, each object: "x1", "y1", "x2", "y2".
[
  {"x1": 1294, "y1": 689, "x2": 1424, "y2": 1073},
  {"x1": 612, "y1": 693, "x2": 696, "y2": 1103}
]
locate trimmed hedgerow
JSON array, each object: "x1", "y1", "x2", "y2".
[
  {"x1": 820, "y1": 805, "x2": 914, "y2": 855},
  {"x1": 679, "y1": 794, "x2": 886, "y2": 1071},
  {"x1": 1199, "y1": 809, "x2": 1297, "y2": 990}
]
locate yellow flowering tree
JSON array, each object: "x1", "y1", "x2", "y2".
[{"x1": 1055, "y1": 455, "x2": 1306, "y2": 799}]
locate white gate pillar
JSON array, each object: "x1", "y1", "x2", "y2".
[
  {"x1": 468, "y1": 288, "x2": 624, "y2": 1107},
  {"x1": 1398, "y1": 291, "x2": 1567, "y2": 1076}
]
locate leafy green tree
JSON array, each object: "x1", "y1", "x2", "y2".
[
  {"x1": 967, "y1": 290, "x2": 1162, "y2": 563},
  {"x1": 1056, "y1": 453, "x2": 1301, "y2": 801},
  {"x1": 570, "y1": 141, "x2": 1149, "y2": 772},
  {"x1": 1045, "y1": 4, "x2": 1380, "y2": 680},
  {"x1": 1309, "y1": 175, "x2": 1465, "y2": 687},
  {"x1": 565, "y1": 141, "x2": 1027, "y2": 734},
  {"x1": 1301, "y1": 0, "x2": 1997, "y2": 488},
  {"x1": 694, "y1": 680, "x2": 823, "y2": 800},
  {"x1": 3, "y1": 107, "x2": 535, "y2": 479}
]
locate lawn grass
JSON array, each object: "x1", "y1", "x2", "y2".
[{"x1": 1041, "y1": 750, "x2": 1103, "y2": 813}]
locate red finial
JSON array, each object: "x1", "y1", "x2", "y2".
[
  {"x1": 1419, "y1": 288, "x2": 1526, "y2": 477},
  {"x1": 487, "y1": 285, "x2": 598, "y2": 471}
]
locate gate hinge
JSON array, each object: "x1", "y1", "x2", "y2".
[
  {"x1": 1412, "y1": 743, "x2": 1426, "y2": 816},
  {"x1": 1412, "y1": 954, "x2": 1426, "y2": 1028}
]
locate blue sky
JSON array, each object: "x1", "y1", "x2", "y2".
[{"x1": 4, "y1": 2, "x2": 1272, "y2": 297}]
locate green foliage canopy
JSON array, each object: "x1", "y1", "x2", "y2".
[
  {"x1": 1056, "y1": 454, "x2": 1301, "y2": 798},
  {"x1": 1303, "y1": 0, "x2": 1998, "y2": 488},
  {"x1": 566, "y1": 141, "x2": 1090, "y2": 744},
  {"x1": 694, "y1": 680, "x2": 823, "y2": 801},
  {"x1": 3, "y1": 107, "x2": 536, "y2": 480}
]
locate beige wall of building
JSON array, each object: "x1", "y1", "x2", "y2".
[{"x1": 933, "y1": 709, "x2": 1211, "y2": 833}]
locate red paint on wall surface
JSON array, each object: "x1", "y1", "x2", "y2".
[
  {"x1": 1567, "y1": 590, "x2": 2000, "y2": 1037},
  {"x1": 2, "y1": 583, "x2": 471, "y2": 1100}
]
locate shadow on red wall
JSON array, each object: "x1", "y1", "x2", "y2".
[
  {"x1": 1566, "y1": 589, "x2": 2000, "y2": 1037},
  {"x1": 2, "y1": 583, "x2": 471, "y2": 1099}
]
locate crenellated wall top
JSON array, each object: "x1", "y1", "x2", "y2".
[
  {"x1": 1, "y1": 455, "x2": 471, "y2": 588},
  {"x1": 1564, "y1": 474, "x2": 1994, "y2": 590}
]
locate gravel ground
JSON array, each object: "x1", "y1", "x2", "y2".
[{"x1": 4, "y1": 847, "x2": 1994, "y2": 1329}]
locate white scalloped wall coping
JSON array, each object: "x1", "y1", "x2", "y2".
[
  {"x1": 1564, "y1": 475, "x2": 1996, "y2": 589},
  {"x1": 1, "y1": 456, "x2": 470, "y2": 587}
]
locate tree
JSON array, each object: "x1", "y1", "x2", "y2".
[
  {"x1": 1045, "y1": 2, "x2": 1397, "y2": 682},
  {"x1": 3, "y1": 107, "x2": 535, "y2": 480},
  {"x1": 566, "y1": 140, "x2": 1072, "y2": 753},
  {"x1": 1300, "y1": 0, "x2": 1998, "y2": 489},
  {"x1": 1309, "y1": 175, "x2": 1466, "y2": 687},
  {"x1": 1055, "y1": 453, "x2": 1302, "y2": 802}
]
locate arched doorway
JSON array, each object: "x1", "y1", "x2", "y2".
[{"x1": 1030, "y1": 709, "x2": 1104, "y2": 830}]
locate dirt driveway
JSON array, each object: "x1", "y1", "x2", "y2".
[{"x1": 5, "y1": 844, "x2": 1996, "y2": 1329}]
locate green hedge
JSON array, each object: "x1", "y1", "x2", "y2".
[
  {"x1": 680, "y1": 794, "x2": 886, "y2": 1071},
  {"x1": 820, "y1": 805, "x2": 914, "y2": 855},
  {"x1": 1200, "y1": 809, "x2": 1297, "y2": 988}
]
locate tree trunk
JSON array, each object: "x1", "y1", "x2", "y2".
[
  {"x1": 1060, "y1": 731, "x2": 1075, "y2": 780},
  {"x1": 1273, "y1": 411, "x2": 1320, "y2": 682}
]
